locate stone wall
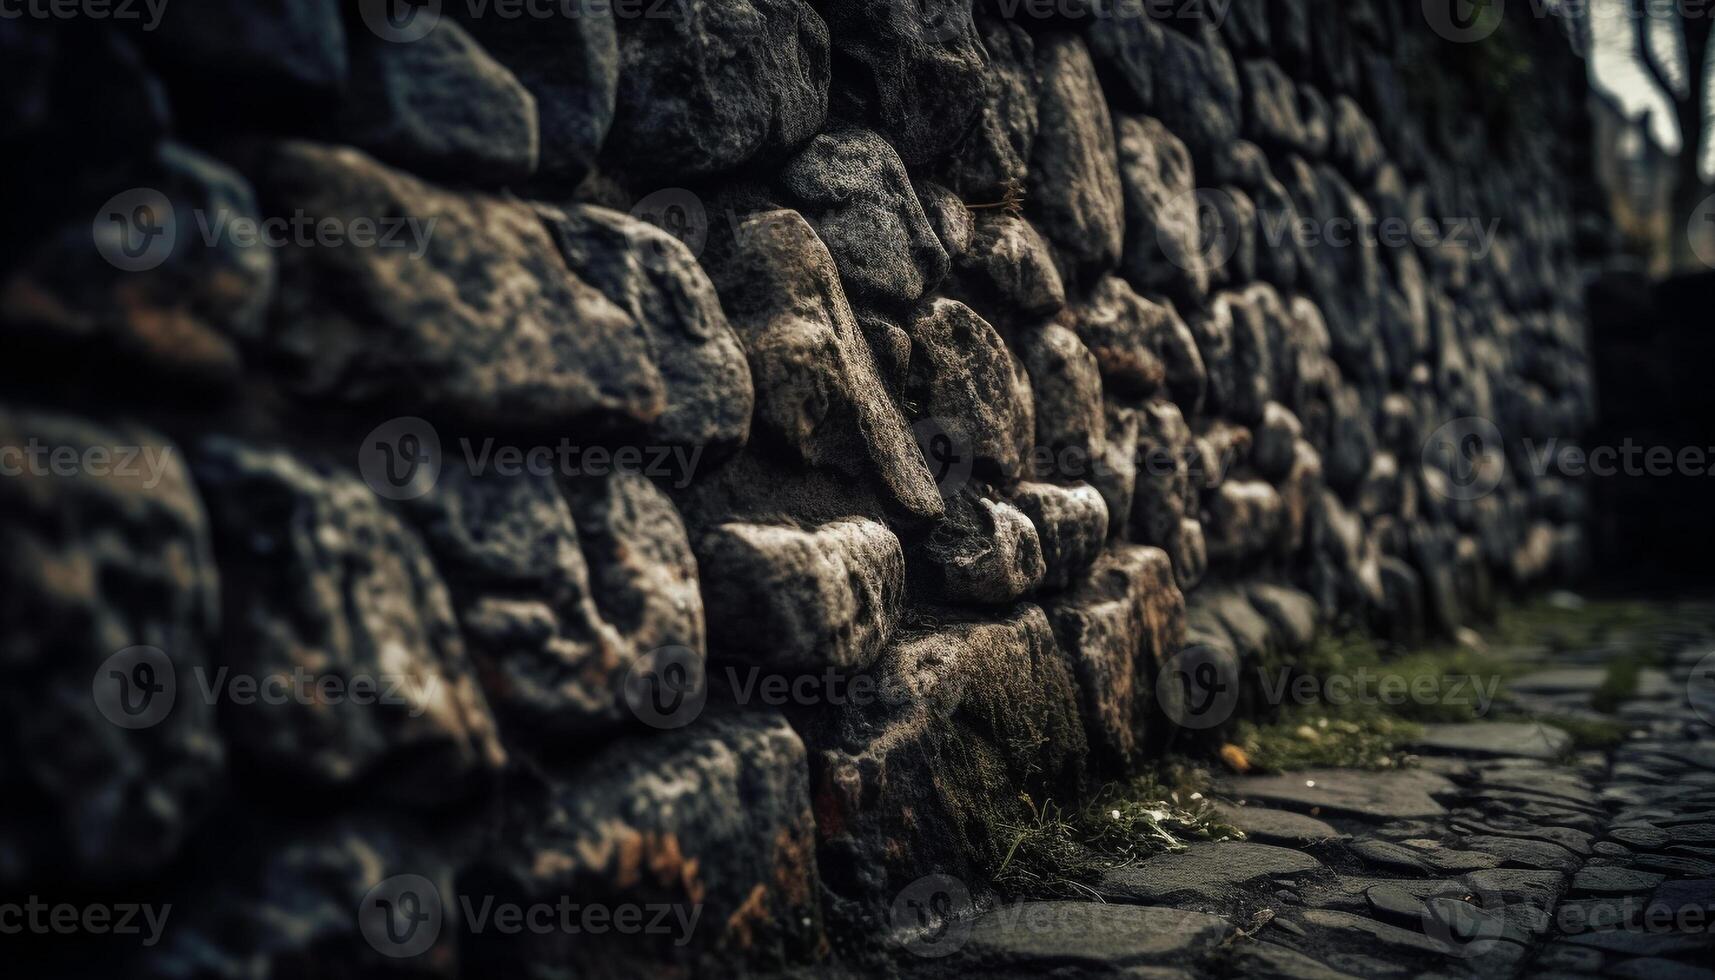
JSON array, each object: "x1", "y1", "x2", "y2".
[{"x1": 0, "y1": 1, "x2": 1598, "y2": 975}]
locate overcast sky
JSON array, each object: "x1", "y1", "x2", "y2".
[{"x1": 1585, "y1": 0, "x2": 1690, "y2": 152}]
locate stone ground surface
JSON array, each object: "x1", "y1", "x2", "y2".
[{"x1": 887, "y1": 635, "x2": 1715, "y2": 979}]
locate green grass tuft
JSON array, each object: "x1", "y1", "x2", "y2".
[{"x1": 993, "y1": 767, "x2": 1243, "y2": 897}]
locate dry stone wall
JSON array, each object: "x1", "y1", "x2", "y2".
[{"x1": 0, "y1": 1, "x2": 1598, "y2": 975}]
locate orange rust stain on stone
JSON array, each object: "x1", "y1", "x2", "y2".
[{"x1": 723, "y1": 883, "x2": 769, "y2": 950}]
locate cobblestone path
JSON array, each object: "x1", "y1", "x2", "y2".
[{"x1": 896, "y1": 633, "x2": 1715, "y2": 978}]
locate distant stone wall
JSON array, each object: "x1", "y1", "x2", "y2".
[{"x1": 0, "y1": 1, "x2": 1598, "y2": 975}]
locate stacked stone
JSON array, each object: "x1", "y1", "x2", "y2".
[{"x1": 0, "y1": 0, "x2": 1596, "y2": 974}]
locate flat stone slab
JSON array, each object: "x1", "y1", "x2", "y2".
[
  {"x1": 1572, "y1": 866, "x2": 1667, "y2": 895},
  {"x1": 1218, "y1": 770, "x2": 1456, "y2": 822},
  {"x1": 1100, "y1": 841, "x2": 1324, "y2": 904},
  {"x1": 958, "y1": 901, "x2": 1231, "y2": 969},
  {"x1": 1215, "y1": 803, "x2": 1343, "y2": 846},
  {"x1": 1607, "y1": 957, "x2": 1715, "y2": 980},
  {"x1": 1457, "y1": 834, "x2": 1582, "y2": 873},
  {"x1": 1511, "y1": 668, "x2": 1610, "y2": 696},
  {"x1": 1411, "y1": 722, "x2": 1572, "y2": 761},
  {"x1": 1228, "y1": 941, "x2": 1362, "y2": 980},
  {"x1": 1288, "y1": 907, "x2": 1452, "y2": 957}
]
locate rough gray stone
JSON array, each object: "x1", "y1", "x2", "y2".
[
  {"x1": 540, "y1": 204, "x2": 754, "y2": 455},
  {"x1": 906, "y1": 298, "x2": 1036, "y2": 485},
  {"x1": 1046, "y1": 545, "x2": 1184, "y2": 768},
  {"x1": 1017, "y1": 323, "x2": 1105, "y2": 473},
  {"x1": 329, "y1": 20, "x2": 537, "y2": 185},
  {"x1": 451, "y1": 2, "x2": 617, "y2": 186},
  {"x1": 958, "y1": 902, "x2": 1231, "y2": 971},
  {"x1": 821, "y1": 0, "x2": 988, "y2": 166},
  {"x1": 1116, "y1": 114, "x2": 1208, "y2": 308},
  {"x1": 194, "y1": 439, "x2": 506, "y2": 801},
  {"x1": 3, "y1": 142, "x2": 274, "y2": 386},
  {"x1": 697, "y1": 518, "x2": 903, "y2": 671},
  {"x1": 472, "y1": 709, "x2": 823, "y2": 974},
  {"x1": 711, "y1": 209, "x2": 943, "y2": 523},
  {"x1": 253, "y1": 142, "x2": 663, "y2": 430},
  {"x1": 1214, "y1": 803, "x2": 1342, "y2": 847},
  {"x1": 605, "y1": 0, "x2": 829, "y2": 180},
  {"x1": 1101, "y1": 840, "x2": 1324, "y2": 905},
  {"x1": 0, "y1": 410, "x2": 223, "y2": 885},
  {"x1": 1027, "y1": 34, "x2": 1125, "y2": 287},
  {"x1": 780, "y1": 127, "x2": 949, "y2": 309},
  {"x1": 1010, "y1": 481, "x2": 1109, "y2": 592}
]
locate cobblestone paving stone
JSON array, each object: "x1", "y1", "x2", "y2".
[{"x1": 898, "y1": 635, "x2": 1715, "y2": 978}]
